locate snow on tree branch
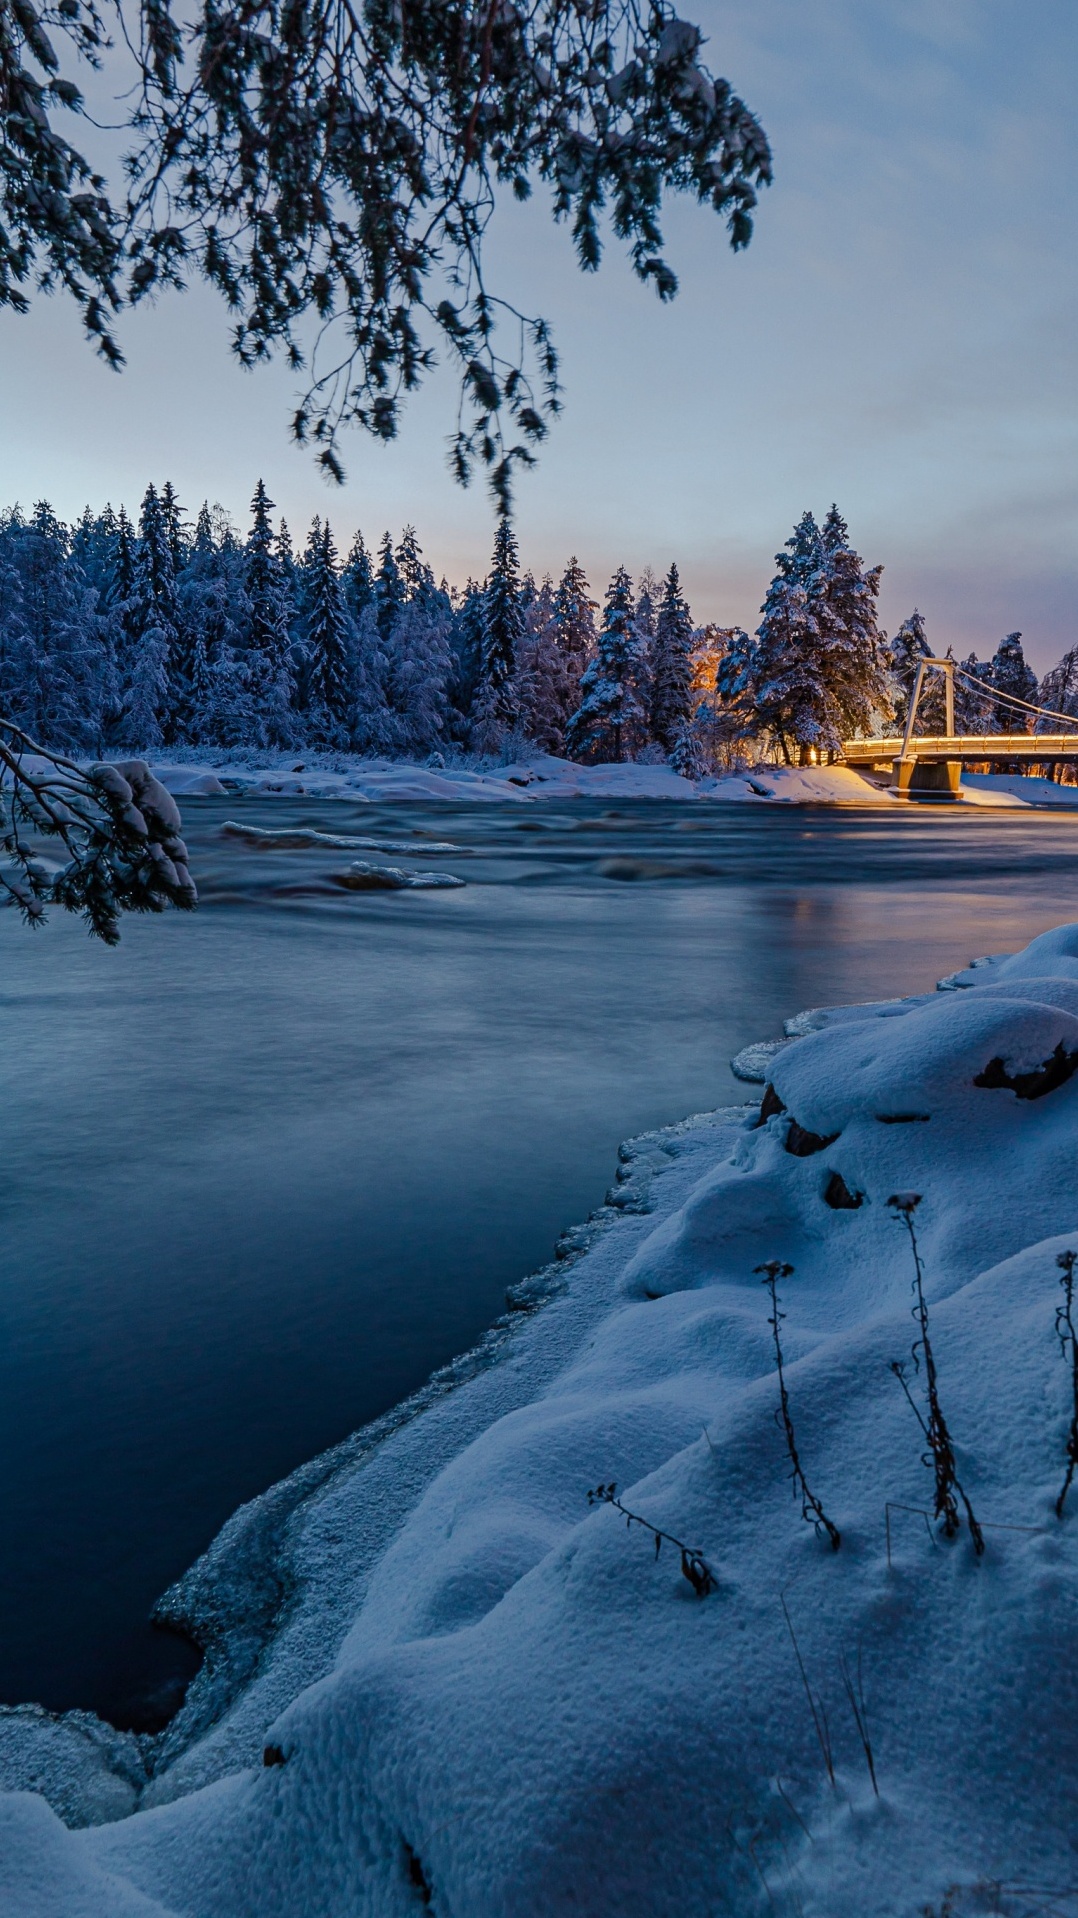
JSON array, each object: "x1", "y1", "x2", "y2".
[{"x1": 0, "y1": 719, "x2": 197, "y2": 944}]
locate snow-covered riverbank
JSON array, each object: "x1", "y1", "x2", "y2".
[
  {"x1": 4, "y1": 924, "x2": 1078, "y2": 1914},
  {"x1": 121, "y1": 749, "x2": 1078, "y2": 808}
]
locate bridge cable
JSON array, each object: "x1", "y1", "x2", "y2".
[{"x1": 948, "y1": 665, "x2": 1078, "y2": 733}]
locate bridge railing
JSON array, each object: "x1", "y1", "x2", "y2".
[{"x1": 843, "y1": 734, "x2": 1078, "y2": 757}]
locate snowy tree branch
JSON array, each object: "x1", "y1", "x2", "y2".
[{"x1": 0, "y1": 719, "x2": 197, "y2": 943}]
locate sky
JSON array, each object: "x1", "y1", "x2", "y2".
[{"x1": 0, "y1": 0, "x2": 1074, "y2": 668}]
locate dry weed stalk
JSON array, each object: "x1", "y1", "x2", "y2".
[
  {"x1": 758, "y1": 1261, "x2": 841, "y2": 1551},
  {"x1": 586, "y1": 1485, "x2": 717, "y2": 1596},
  {"x1": 779, "y1": 1592, "x2": 835, "y2": 1789},
  {"x1": 888, "y1": 1194, "x2": 985, "y2": 1556},
  {"x1": 1055, "y1": 1250, "x2": 1078, "y2": 1519}
]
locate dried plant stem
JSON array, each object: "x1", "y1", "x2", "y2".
[
  {"x1": 586, "y1": 1485, "x2": 717, "y2": 1596},
  {"x1": 839, "y1": 1646, "x2": 879, "y2": 1797},
  {"x1": 888, "y1": 1195, "x2": 984, "y2": 1556},
  {"x1": 779, "y1": 1593, "x2": 835, "y2": 1788},
  {"x1": 1055, "y1": 1250, "x2": 1078, "y2": 1520},
  {"x1": 758, "y1": 1262, "x2": 840, "y2": 1551}
]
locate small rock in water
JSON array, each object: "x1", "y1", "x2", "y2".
[{"x1": 331, "y1": 862, "x2": 465, "y2": 891}]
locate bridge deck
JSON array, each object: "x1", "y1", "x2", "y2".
[{"x1": 843, "y1": 734, "x2": 1078, "y2": 764}]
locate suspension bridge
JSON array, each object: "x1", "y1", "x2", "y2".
[{"x1": 841, "y1": 658, "x2": 1078, "y2": 796}]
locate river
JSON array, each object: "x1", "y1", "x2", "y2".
[{"x1": 2, "y1": 795, "x2": 1077, "y2": 1726}]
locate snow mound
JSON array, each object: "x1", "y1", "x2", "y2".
[
  {"x1": 6, "y1": 930, "x2": 1078, "y2": 1914},
  {"x1": 709, "y1": 765, "x2": 898, "y2": 804}
]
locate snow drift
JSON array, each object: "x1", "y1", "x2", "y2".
[{"x1": 5, "y1": 927, "x2": 1078, "y2": 1915}]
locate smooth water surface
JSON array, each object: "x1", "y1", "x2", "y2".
[{"x1": 2, "y1": 797, "x2": 1078, "y2": 1724}]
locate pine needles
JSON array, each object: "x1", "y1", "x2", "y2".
[
  {"x1": 758, "y1": 1261, "x2": 841, "y2": 1551},
  {"x1": 888, "y1": 1194, "x2": 984, "y2": 1556}
]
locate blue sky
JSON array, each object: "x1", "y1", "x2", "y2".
[{"x1": 0, "y1": 0, "x2": 1074, "y2": 667}]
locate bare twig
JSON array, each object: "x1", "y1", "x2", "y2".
[
  {"x1": 884, "y1": 1501, "x2": 937, "y2": 1568},
  {"x1": 779, "y1": 1592, "x2": 835, "y2": 1788},
  {"x1": 839, "y1": 1645, "x2": 879, "y2": 1796},
  {"x1": 757, "y1": 1261, "x2": 840, "y2": 1550},
  {"x1": 586, "y1": 1484, "x2": 717, "y2": 1596},
  {"x1": 888, "y1": 1194, "x2": 984, "y2": 1556},
  {"x1": 1055, "y1": 1250, "x2": 1078, "y2": 1519}
]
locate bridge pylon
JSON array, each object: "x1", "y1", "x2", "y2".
[{"x1": 891, "y1": 657, "x2": 962, "y2": 798}]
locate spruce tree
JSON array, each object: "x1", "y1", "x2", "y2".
[
  {"x1": 552, "y1": 558, "x2": 597, "y2": 692},
  {"x1": 514, "y1": 576, "x2": 572, "y2": 753},
  {"x1": 565, "y1": 566, "x2": 646, "y2": 762},
  {"x1": 751, "y1": 512, "x2": 833, "y2": 762},
  {"x1": 476, "y1": 518, "x2": 524, "y2": 737},
  {"x1": 373, "y1": 531, "x2": 406, "y2": 646},
  {"x1": 160, "y1": 481, "x2": 189, "y2": 576},
  {"x1": 304, "y1": 520, "x2": 354, "y2": 746},
  {"x1": 342, "y1": 530, "x2": 374, "y2": 622},
  {"x1": 649, "y1": 562, "x2": 695, "y2": 754},
  {"x1": 384, "y1": 599, "x2": 453, "y2": 756},
  {"x1": 817, "y1": 504, "x2": 889, "y2": 741},
  {"x1": 1040, "y1": 648, "x2": 1078, "y2": 722},
  {"x1": 396, "y1": 525, "x2": 435, "y2": 602},
  {"x1": 954, "y1": 652, "x2": 993, "y2": 733},
  {"x1": 989, "y1": 632, "x2": 1038, "y2": 732},
  {"x1": 243, "y1": 479, "x2": 296, "y2": 745},
  {"x1": 889, "y1": 610, "x2": 930, "y2": 723},
  {"x1": 447, "y1": 580, "x2": 486, "y2": 733},
  {"x1": 120, "y1": 485, "x2": 177, "y2": 746}
]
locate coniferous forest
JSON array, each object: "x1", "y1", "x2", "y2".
[{"x1": 0, "y1": 484, "x2": 1064, "y2": 770}]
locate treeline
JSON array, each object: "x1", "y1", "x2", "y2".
[{"x1": 0, "y1": 486, "x2": 1065, "y2": 768}]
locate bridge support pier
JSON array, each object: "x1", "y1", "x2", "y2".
[{"x1": 891, "y1": 758, "x2": 963, "y2": 801}]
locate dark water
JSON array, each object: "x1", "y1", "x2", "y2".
[{"x1": 2, "y1": 797, "x2": 1078, "y2": 1726}]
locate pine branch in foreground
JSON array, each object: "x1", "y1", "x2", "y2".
[{"x1": 0, "y1": 720, "x2": 196, "y2": 943}]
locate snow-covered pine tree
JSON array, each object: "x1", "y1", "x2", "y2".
[
  {"x1": 632, "y1": 565, "x2": 658, "y2": 728},
  {"x1": 817, "y1": 505, "x2": 889, "y2": 743},
  {"x1": 954, "y1": 653, "x2": 994, "y2": 734},
  {"x1": 304, "y1": 519, "x2": 355, "y2": 746},
  {"x1": 1040, "y1": 648, "x2": 1078, "y2": 722},
  {"x1": 396, "y1": 525, "x2": 435, "y2": 602},
  {"x1": 552, "y1": 557, "x2": 597, "y2": 697},
  {"x1": 649, "y1": 562, "x2": 695, "y2": 755},
  {"x1": 120, "y1": 484, "x2": 178, "y2": 747},
  {"x1": 447, "y1": 580, "x2": 485, "y2": 734},
  {"x1": 374, "y1": 532, "x2": 406, "y2": 645},
  {"x1": 341, "y1": 530, "x2": 374, "y2": 623},
  {"x1": 383, "y1": 598, "x2": 454, "y2": 756},
  {"x1": 243, "y1": 479, "x2": 296, "y2": 745},
  {"x1": 6, "y1": 502, "x2": 103, "y2": 748},
  {"x1": 514, "y1": 575, "x2": 573, "y2": 753},
  {"x1": 988, "y1": 632, "x2": 1038, "y2": 733},
  {"x1": 178, "y1": 505, "x2": 249, "y2": 745},
  {"x1": 889, "y1": 610, "x2": 931, "y2": 724},
  {"x1": 565, "y1": 566, "x2": 646, "y2": 762},
  {"x1": 751, "y1": 512, "x2": 836, "y2": 762},
  {"x1": 474, "y1": 519, "x2": 524, "y2": 742},
  {"x1": 160, "y1": 481, "x2": 189, "y2": 576}
]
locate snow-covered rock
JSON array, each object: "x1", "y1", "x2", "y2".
[{"x1": 5, "y1": 929, "x2": 1078, "y2": 1914}]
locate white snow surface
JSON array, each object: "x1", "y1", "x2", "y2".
[
  {"x1": 130, "y1": 752, "x2": 1078, "y2": 807},
  {"x1": 6, "y1": 925, "x2": 1078, "y2": 1912}
]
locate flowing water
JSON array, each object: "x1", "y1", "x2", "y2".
[{"x1": 2, "y1": 796, "x2": 1078, "y2": 1726}]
